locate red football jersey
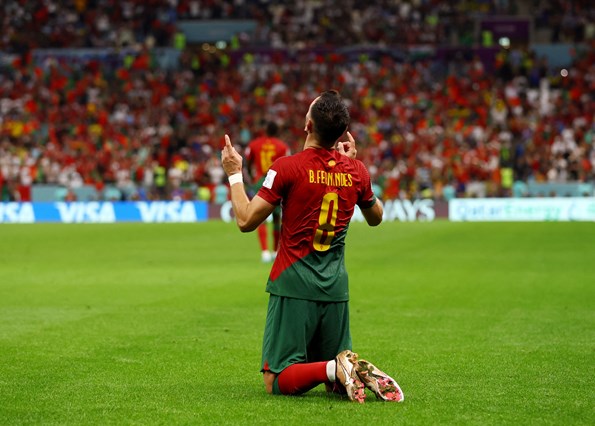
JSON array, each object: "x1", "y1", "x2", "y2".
[
  {"x1": 257, "y1": 148, "x2": 376, "y2": 301},
  {"x1": 245, "y1": 137, "x2": 290, "y2": 180}
]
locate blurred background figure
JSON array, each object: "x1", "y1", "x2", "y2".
[{"x1": 245, "y1": 121, "x2": 290, "y2": 262}]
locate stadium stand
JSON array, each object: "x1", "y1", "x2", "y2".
[{"x1": 0, "y1": 0, "x2": 593, "y2": 202}]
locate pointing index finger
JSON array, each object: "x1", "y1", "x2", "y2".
[
  {"x1": 346, "y1": 131, "x2": 355, "y2": 145},
  {"x1": 224, "y1": 134, "x2": 232, "y2": 148}
]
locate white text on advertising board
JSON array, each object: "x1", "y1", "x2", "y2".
[
  {"x1": 0, "y1": 202, "x2": 35, "y2": 223},
  {"x1": 136, "y1": 201, "x2": 197, "y2": 223},
  {"x1": 56, "y1": 202, "x2": 116, "y2": 223}
]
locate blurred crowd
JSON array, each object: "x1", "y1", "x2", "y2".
[
  {"x1": 0, "y1": 0, "x2": 593, "y2": 202},
  {"x1": 5, "y1": 0, "x2": 592, "y2": 53},
  {"x1": 1, "y1": 0, "x2": 177, "y2": 51},
  {"x1": 533, "y1": 0, "x2": 595, "y2": 43}
]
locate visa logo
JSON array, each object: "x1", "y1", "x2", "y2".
[
  {"x1": 0, "y1": 202, "x2": 35, "y2": 223},
  {"x1": 136, "y1": 201, "x2": 197, "y2": 223},
  {"x1": 56, "y1": 202, "x2": 116, "y2": 223}
]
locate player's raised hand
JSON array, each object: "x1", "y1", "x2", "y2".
[
  {"x1": 222, "y1": 134, "x2": 243, "y2": 176},
  {"x1": 337, "y1": 131, "x2": 357, "y2": 159}
]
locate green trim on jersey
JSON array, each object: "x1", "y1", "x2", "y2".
[
  {"x1": 266, "y1": 227, "x2": 349, "y2": 302},
  {"x1": 359, "y1": 195, "x2": 377, "y2": 210}
]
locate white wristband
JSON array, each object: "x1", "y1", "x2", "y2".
[{"x1": 228, "y1": 173, "x2": 243, "y2": 186}]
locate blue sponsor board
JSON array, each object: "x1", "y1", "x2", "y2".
[
  {"x1": 449, "y1": 198, "x2": 595, "y2": 222},
  {"x1": 0, "y1": 201, "x2": 208, "y2": 224}
]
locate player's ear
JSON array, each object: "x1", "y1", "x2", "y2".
[{"x1": 304, "y1": 118, "x2": 313, "y2": 134}]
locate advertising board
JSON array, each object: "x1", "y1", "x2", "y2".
[
  {"x1": 0, "y1": 201, "x2": 208, "y2": 224},
  {"x1": 449, "y1": 198, "x2": 595, "y2": 222}
]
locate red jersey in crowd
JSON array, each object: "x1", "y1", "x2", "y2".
[{"x1": 245, "y1": 136, "x2": 290, "y2": 181}]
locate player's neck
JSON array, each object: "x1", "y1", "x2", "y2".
[{"x1": 303, "y1": 134, "x2": 328, "y2": 151}]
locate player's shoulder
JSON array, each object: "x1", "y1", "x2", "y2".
[
  {"x1": 331, "y1": 150, "x2": 365, "y2": 167},
  {"x1": 342, "y1": 152, "x2": 367, "y2": 168},
  {"x1": 352, "y1": 158, "x2": 370, "y2": 174},
  {"x1": 274, "y1": 149, "x2": 313, "y2": 171},
  {"x1": 270, "y1": 152, "x2": 296, "y2": 168},
  {"x1": 334, "y1": 153, "x2": 370, "y2": 179}
]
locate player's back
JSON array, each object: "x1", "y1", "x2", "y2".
[
  {"x1": 278, "y1": 149, "x2": 367, "y2": 250},
  {"x1": 257, "y1": 147, "x2": 375, "y2": 301}
]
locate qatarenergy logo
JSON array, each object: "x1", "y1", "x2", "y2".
[{"x1": 450, "y1": 198, "x2": 595, "y2": 222}]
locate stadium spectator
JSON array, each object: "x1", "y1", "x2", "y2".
[{"x1": 221, "y1": 90, "x2": 403, "y2": 402}]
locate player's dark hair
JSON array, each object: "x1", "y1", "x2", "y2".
[
  {"x1": 310, "y1": 90, "x2": 350, "y2": 148},
  {"x1": 265, "y1": 121, "x2": 278, "y2": 137}
]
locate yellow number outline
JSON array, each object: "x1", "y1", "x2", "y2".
[
  {"x1": 313, "y1": 192, "x2": 339, "y2": 252},
  {"x1": 260, "y1": 143, "x2": 275, "y2": 172}
]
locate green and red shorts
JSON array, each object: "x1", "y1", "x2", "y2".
[{"x1": 261, "y1": 294, "x2": 352, "y2": 374}]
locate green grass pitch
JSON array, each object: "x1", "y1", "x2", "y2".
[{"x1": 0, "y1": 221, "x2": 593, "y2": 425}]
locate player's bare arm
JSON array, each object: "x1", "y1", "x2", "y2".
[
  {"x1": 362, "y1": 200, "x2": 383, "y2": 226},
  {"x1": 222, "y1": 134, "x2": 275, "y2": 232}
]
